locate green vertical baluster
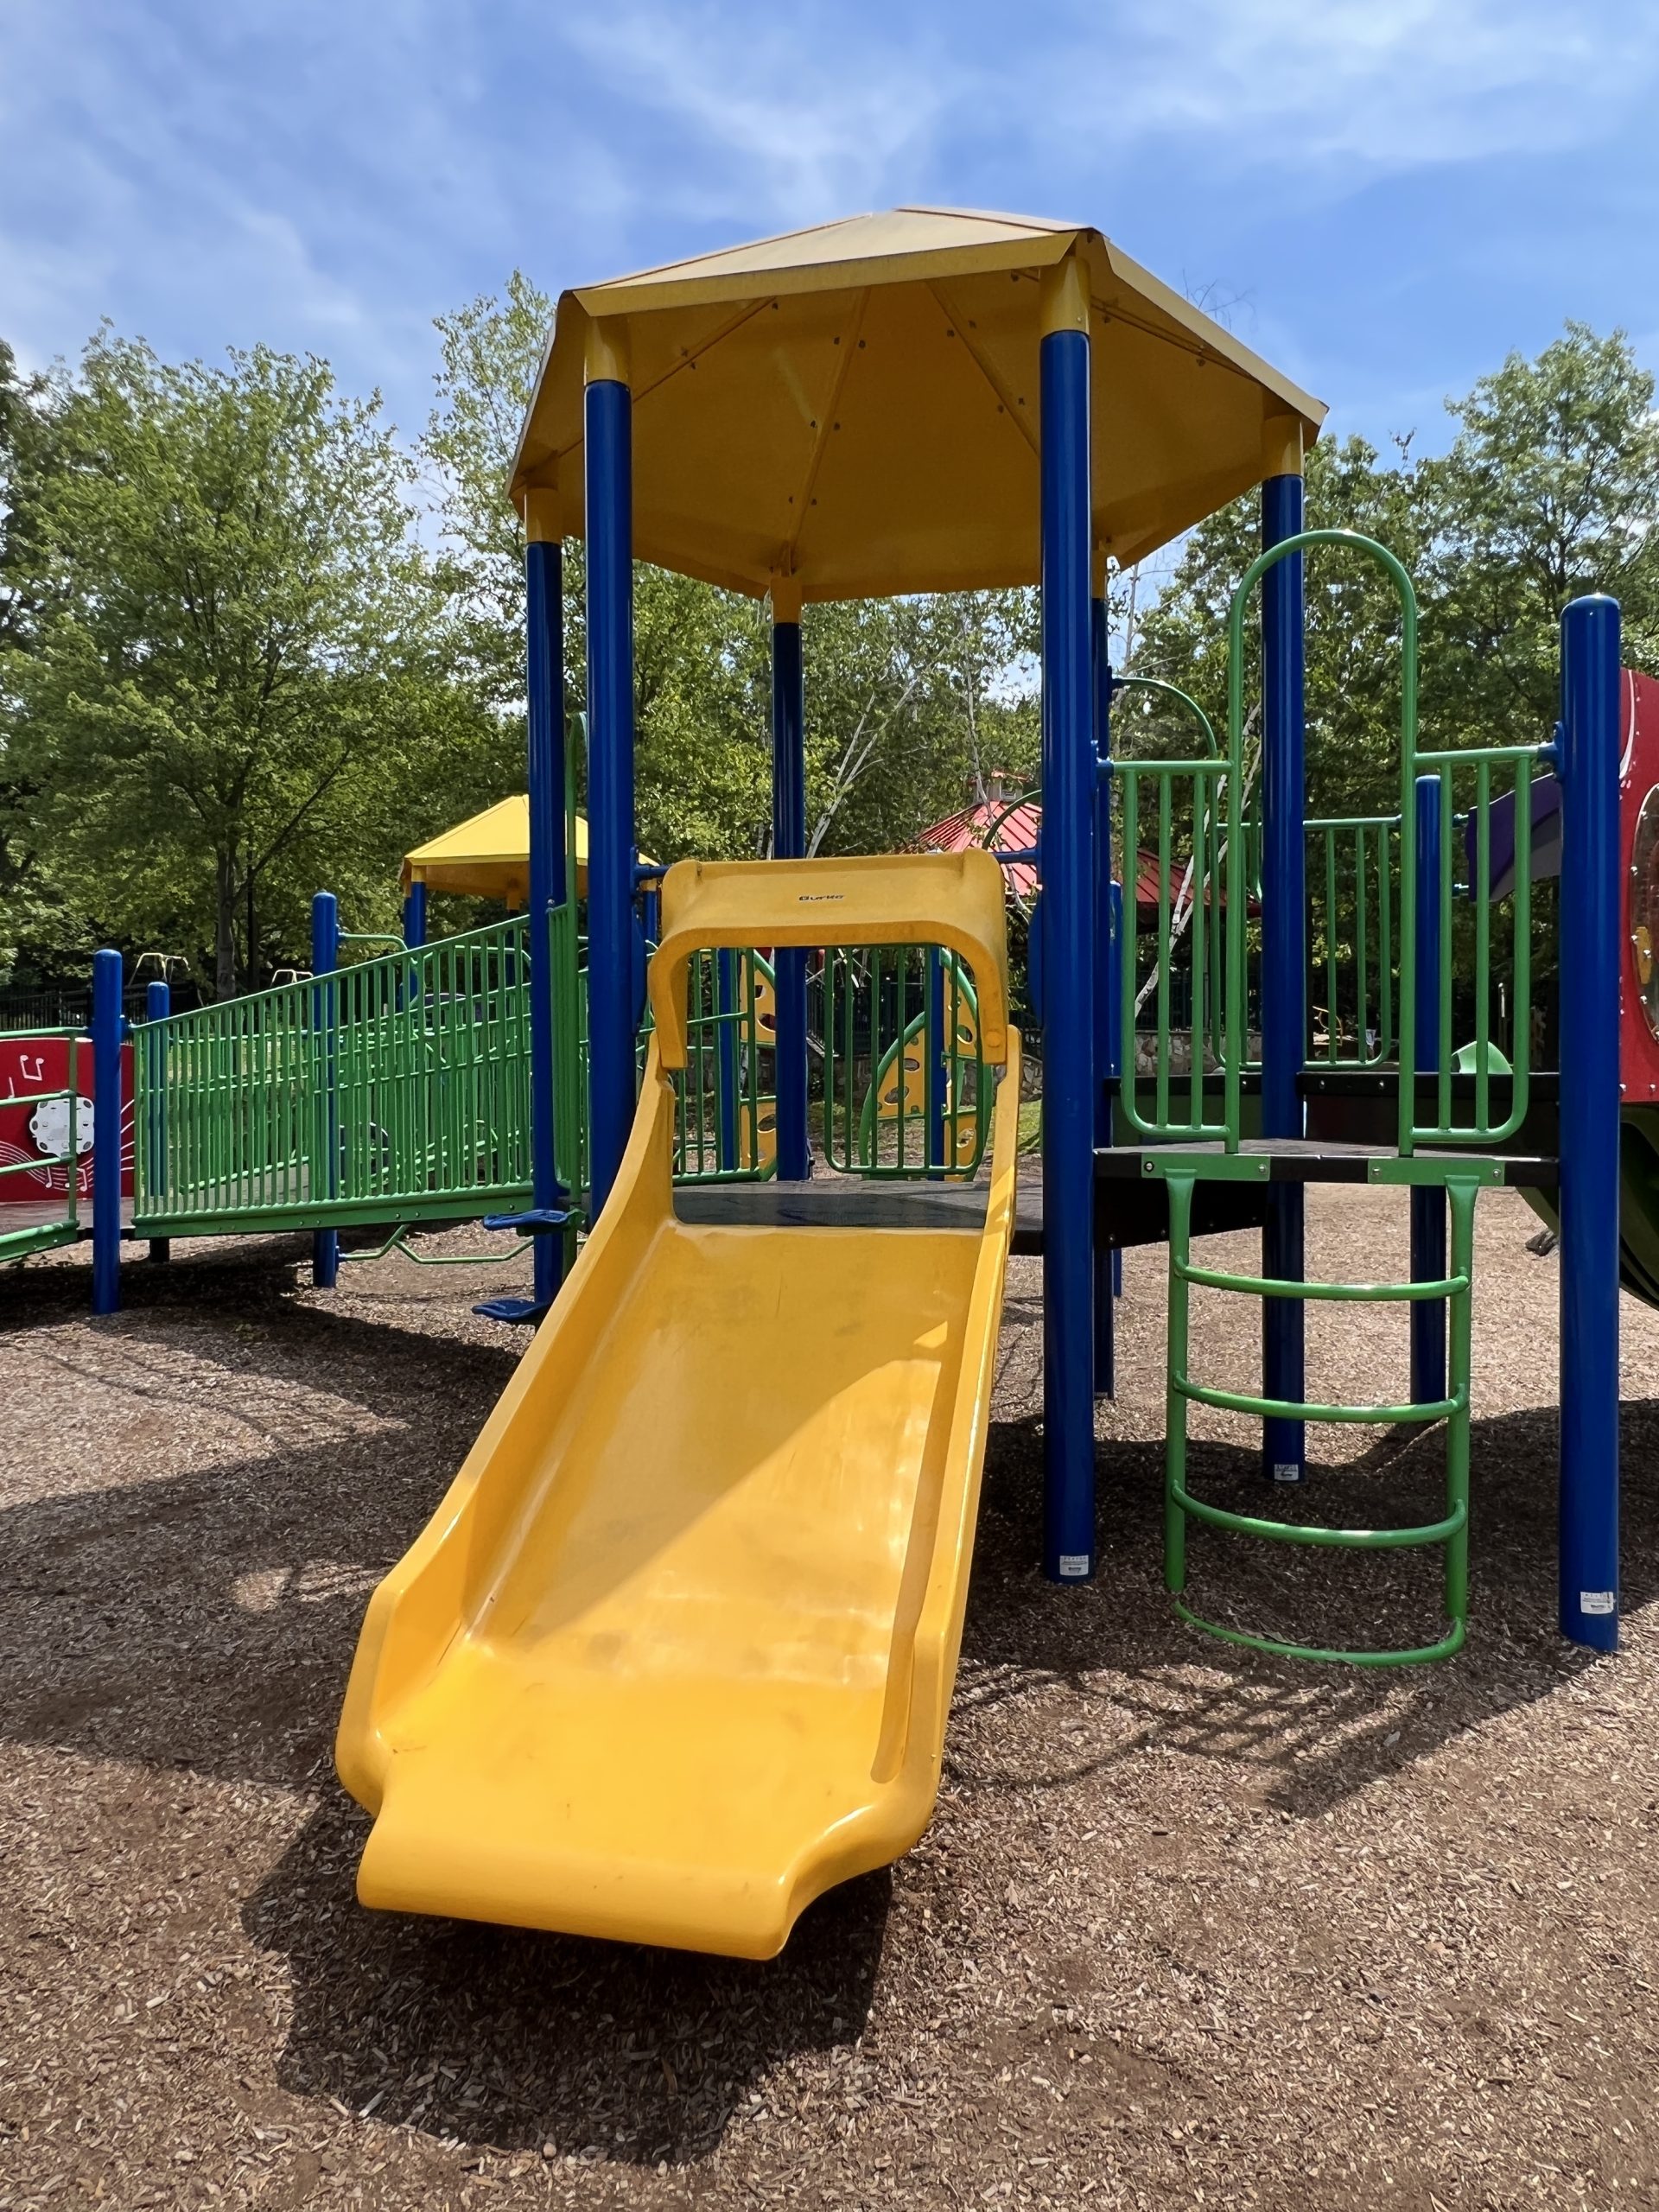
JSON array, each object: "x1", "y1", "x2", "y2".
[
  {"x1": 1444, "y1": 1175, "x2": 1478, "y2": 1643},
  {"x1": 1120, "y1": 767, "x2": 1140, "y2": 1134},
  {"x1": 1189, "y1": 776, "x2": 1207, "y2": 1127},
  {"x1": 1164, "y1": 1173, "x2": 1195, "y2": 1598},
  {"x1": 1155, "y1": 776, "x2": 1172, "y2": 1129},
  {"x1": 1336, "y1": 831, "x2": 1344, "y2": 1065},
  {"x1": 1439, "y1": 766, "x2": 1454, "y2": 1132},
  {"x1": 1356, "y1": 825, "x2": 1371, "y2": 1065},
  {"x1": 1475, "y1": 760, "x2": 1491, "y2": 1135}
]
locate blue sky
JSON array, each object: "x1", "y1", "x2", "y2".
[{"x1": 4, "y1": 0, "x2": 1658, "y2": 461}]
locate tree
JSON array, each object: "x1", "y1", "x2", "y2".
[
  {"x1": 3, "y1": 331, "x2": 474, "y2": 995},
  {"x1": 1420, "y1": 323, "x2": 1659, "y2": 743}
]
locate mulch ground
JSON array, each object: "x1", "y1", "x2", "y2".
[{"x1": 3, "y1": 1186, "x2": 1658, "y2": 2211}]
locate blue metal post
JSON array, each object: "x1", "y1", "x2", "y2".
[
  {"x1": 1091, "y1": 590, "x2": 1115, "y2": 1397},
  {"x1": 91, "y1": 948, "x2": 122, "y2": 1315},
  {"x1": 584, "y1": 339, "x2": 636, "y2": 1219},
  {"x1": 311, "y1": 891, "x2": 339, "y2": 1290},
  {"x1": 716, "y1": 950, "x2": 740, "y2": 1173},
  {"x1": 145, "y1": 979, "x2": 170, "y2": 1264},
  {"x1": 1260, "y1": 451, "x2": 1306, "y2": 1484},
  {"x1": 402, "y1": 880, "x2": 428, "y2": 950},
  {"x1": 1410, "y1": 774, "x2": 1447, "y2": 1401},
  {"x1": 1557, "y1": 594, "x2": 1622, "y2": 1650},
  {"x1": 1039, "y1": 260, "x2": 1096, "y2": 1580},
  {"x1": 772, "y1": 596, "x2": 810, "y2": 1179},
  {"x1": 527, "y1": 515, "x2": 567, "y2": 1308}
]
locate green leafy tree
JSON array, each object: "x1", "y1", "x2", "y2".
[
  {"x1": 2, "y1": 331, "x2": 478, "y2": 994},
  {"x1": 1420, "y1": 323, "x2": 1659, "y2": 742}
]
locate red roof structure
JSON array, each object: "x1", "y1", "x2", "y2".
[
  {"x1": 918, "y1": 788, "x2": 1217, "y2": 909},
  {"x1": 918, "y1": 792, "x2": 1041, "y2": 898}
]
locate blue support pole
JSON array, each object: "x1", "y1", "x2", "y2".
[
  {"x1": 1260, "y1": 448, "x2": 1306, "y2": 1484},
  {"x1": 402, "y1": 880, "x2": 428, "y2": 950},
  {"x1": 1410, "y1": 774, "x2": 1447, "y2": 1402},
  {"x1": 772, "y1": 594, "x2": 810, "y2": 1180},
  {"x1": 526, "y1": 517, "x2": 567, "y2": 1310},
  {"x1": 311, "y1": 891, "x2": 339, "y2": 1290},
  {"x1": 716, "y1": 949, "x2": 740, "y2": 1173},
  {"x1": 1091, "y1": 590, "x2": 1115, "y2": 1398},
  {"x1": 144, "y1": 979, "x2": 170, "y2": 1265},
  {"x1": 1557, "y1": 594, "x2": 1622, "y2": 1650},
  {"x1": 1038, "y1": 260, "x2": 1096, "y2": 1581},
  {"x1": 91, "y1": 947, "x2": 123, "y2": 1315},
  {"x1": 584, "y1": 340, "x2": 636, "y2": 1220}
]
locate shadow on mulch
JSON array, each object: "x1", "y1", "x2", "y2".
[
  {"x1": 0, "y1": 1282, "x2": 517, "y2": 1791},
  {"x1": 244, "y1": 1801, "x2": 889, "y2": 2164},
  {"x1": 956, "y1": 1394, "x2": 1659, "y2": 1817}
]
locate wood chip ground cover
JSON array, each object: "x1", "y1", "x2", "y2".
[{"x1": 2, "y1": 1187, "x2": 1656, "y2": 2209}]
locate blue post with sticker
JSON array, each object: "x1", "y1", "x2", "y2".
[
  {"x1": 311, "y1": 891, "x2": 339, "y2": 1290},
  {"x1": 145, "y1": 979, "x2": 170, "y2": 1264},
  {"x1": 1259, "y1": 426, "x2": 1306, "y2": 1485},
  {"x1": 584, "y1": 323, "x2": 636, "y2": 1220},
  {"x1": 91, "y1": 947, "x2": 122, "y2": 1315},
  {"x1": 1556, "y1": 594, "x2": 1622, "y2": 1650},
  {"x1": 1410, "y1": 774, "x2": 1447, "y2": 1402},
  {"x1": 772, "y1": 583, "x2": 810, "y2": 1180},
  {"x1": 1039, "y1": 256, "x2": 1096, "y2": 1582}
]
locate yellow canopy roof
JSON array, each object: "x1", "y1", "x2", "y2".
[
  {"x1": 404, "y1": 797, "x2": 543, "y2": 906},
  {"x1": 509, "y1": 206, "x2": 1325, "y2": 603},
  {"x1": 403, "y1": 799, "x2": 661, "y2": 904}
]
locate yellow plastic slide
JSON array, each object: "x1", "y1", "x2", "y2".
[{"x1": 336, "y1": 852, "x2": 1018, "y2": 1958}]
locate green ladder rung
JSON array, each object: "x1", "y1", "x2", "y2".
[
  {"x1": 1174, "y1": 1376, "x2": 1462, "y2": 1426},
  {"x1": 1170, "y1": 1483, "x2": 1465, "y2": 1549},
  {"x1": 1172, "y1": 1601, "x2": 1466, "y2": 1669},
  {"x1": 1175, "y1": 1258, "x2": 1469, "y2": 1302}
]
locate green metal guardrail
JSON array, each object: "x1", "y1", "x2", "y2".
[
  {"x1": 1306, "y1": 813, "x2": 1398, "y2": 1068},
  {"x1": 0, "y1": 1032, "x2": 83, "y2": 1262},
  {"x1": 1403, "y1": 747, "x2": 1540, "y2": 1154},
  {"x1": 1114, "y1": 752, "x2": 1241, "y2": 1144},
  {"x1": 822, "y1": 946, "x2": 991, "y2": 1179},
  {"x1": 133, "y1": 918, "x2": 535, "y2": 1237},
  {"x1": 671, "y1": 949, "x2": 779, "y2": 1181}
]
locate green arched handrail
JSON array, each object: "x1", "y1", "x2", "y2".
[
  {"x1": 1225, "y1": 528, "x2": 1419, "y2": 1147},
  {"x1": 1110, "y1": 674, "x2": 1219, "y2": 759}
]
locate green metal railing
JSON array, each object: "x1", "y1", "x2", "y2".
[
  {"x1": 1402, "y1": 746, "x2": 1541, "y2": 1154},
  {"x1": 133, "y1": 918, "x2": 535, "y2": 1236},
  {"x1": 1306, "y1": 813, "x2": 1397, "y2": 1068},
  {"x1": 671, "y1": 949, "x2": 779, "y2": 1181},
  {"x1": 0, "y1": 1032, "x2": 83, "y2": 1261},
  {"x1": 1114, "y1": 753, "x2": 1241, "y2": 1144},
  {"x1": 823, "y1": 946, "x2": 991, "y2": 1178}
]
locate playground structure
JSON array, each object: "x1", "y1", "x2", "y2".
[{"x1": 0, "y1": 208, "x2": 1642, "y2": 1954}]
